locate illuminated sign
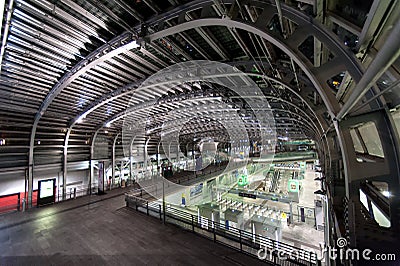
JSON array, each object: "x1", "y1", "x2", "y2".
[
  {"x1": 40, "y1": 180, "x2": 54, "y2": 198},
  {"x1": 37, "y1": 178, "x2": 56, "y2": 206},
  {"x1": 237, "y1": 174, "x2": 248, "y2": 186},
  {"x1": 288, "y1": 179, "x2": 300, "y2": 193},
  {"x1": 190, "y1": 183, "x2": 203, "y2": 197},
  {"x1": 239, "y1": 192, "x2": 256, "y2": 199}
]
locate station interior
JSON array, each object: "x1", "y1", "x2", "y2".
[{"x1": 0, "y1": 0, "x2": 400, "y2": 265}]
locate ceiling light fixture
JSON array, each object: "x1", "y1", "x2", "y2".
[
  {"x1": 76, "y1": 113, "x2": 87, "y2": 123},
  {"x1": 124, "y1": 40, "x2": 140, "y2": 51}
]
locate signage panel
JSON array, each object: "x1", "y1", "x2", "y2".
[
  {"x1": 288, "y1": 179, "x2": 300, "y2": 193},
  {"x1": 37, "y1": 178, "x2": 56, "y2": 206},
  {"x1": 239, "y1": 192, "x2": 256, "y2": 199}
]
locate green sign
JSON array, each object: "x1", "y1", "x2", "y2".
[
  {"x1": 288, "y1": 179, "x2": 300, "y2": 192},
  {"x1": 238, "y1": 174, "x2": 248, "y2": 186}
]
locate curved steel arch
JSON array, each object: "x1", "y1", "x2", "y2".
[
  {"x1": 102, "y1": 94, "x2": 319, "y2": 139},
  {"x1": 26, "y1": 32, "x2": 139, "y2": 206},
  {"x1": 68, "y1": 79, "x2": 145, "y2": 127},
  {"x1": 25, "y1": 0, "x2": 371, "y2": 209},
  {"x1": 62, "y1": 69, "x2": 325, "y2": 191},
  {"x1": 147, "y1": 18, "x2": 340, "y2": 116},
  {"x1": 73, "y1": 71, "x2": 321, "y2": 133}
]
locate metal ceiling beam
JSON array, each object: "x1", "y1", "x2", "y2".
[
  {"x1": 17, "y1": 0, "x2": 368, "y2": 209},
  {"x1": 327, "y1": 12, "x2": 361, "y2": 37},
  {"x1": 106, "y1": 94, "x2": 318, "y2": 140},
  {"x1": 149, "y1": 42, "x2": 180, "y2": 64},
  {"x1": 146, "y1": 18, "x2": 340, "y2": 116},
  {"x1": 163, "y1": 36, "x2": 193, "y2": 61},
  {"x1": 166, "y1": 21, "x2": 212, "y2": 60},
  {"x1": 61, "y1": 0, "x2": 110, "y2": 32},
  {"x1": 142, "y1": 0, "x2": 160, "y2": 14},
  {"x1": 185, "y1": 13, "x2": 230, "y2": 60},
  {"x1": 356, "y1": 0, "x2": 394, "y2": 53},
  {"x1": 69, "y1": 79, "x2": 144, "y2": 127},
  {"x1": 0, "y1": 0, "x2": 14, "y2": 74},
  {"x1": 112, "y1": 0, "x2": 144, "y2": 22},
  {"x1": 350, "y1": 79, "x2": 400, "y2": 116},
  {"x1": 337, "y1": 19, "x2": 400, "y2": 120},
  {"x1": 67, "y1": 68, "x2": 321, "y2": 138},
  {"x1": 0, "y1": 0, "x2": 7, "y2": 32},
  {"x1": 26, "y1": 32, "x2": 140, "y2": 208}
]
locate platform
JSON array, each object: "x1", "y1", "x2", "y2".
[{"x1": 0, "y1": 188, "x2": 268, "y2": 265}]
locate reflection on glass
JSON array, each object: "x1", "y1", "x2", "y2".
[{"x1": 358, "y1": 122, "x2": 384, "y2": 158}]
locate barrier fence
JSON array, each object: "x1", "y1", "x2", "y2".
[
  {"x1": 0, "y1": 185, "x2": 97, "y2": 214},
  {"x1": 125, "y1": 194, "x2": 320, "y2": 266}
]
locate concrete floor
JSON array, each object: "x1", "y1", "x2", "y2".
[{"x1": 0, "y1": 189, "x2": 268, "y2": 265}]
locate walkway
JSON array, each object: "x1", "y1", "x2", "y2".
[{"x1": 0, "y1": 188, "x2": 267, "y2": 265}]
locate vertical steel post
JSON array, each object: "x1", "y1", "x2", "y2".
[
  {"x1": 63, "y1": 129, "x2": 72, "y2": 200},
  {"x1": 112, "y1": 133, "x2": 120, "y2": 189}
]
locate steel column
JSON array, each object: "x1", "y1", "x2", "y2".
[
  {"x1": 112, "y1": 133, "x2": 120, "y2": 189},
  {"x1": 90, "y1": 129, "x2": 101, "y2": 194},
  {"x1": 147, "y1": 17, "x2": 340, "y2": 116},
  {"x1": 27, "y1": 34, "x2": 139, "y2": 200},
  {"x1": 129, "y1": 136, "x2": 136, "y2": 182},
  {"x1": 144, "y1": 138, "x2": 151, "y2": 177},
  {"x1": 63, "y1": 129, "x2": 72, "y2": 200}
]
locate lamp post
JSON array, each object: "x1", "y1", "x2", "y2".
[{"x1": 322, "y1": 193, "x2": 331, "y2": 266}]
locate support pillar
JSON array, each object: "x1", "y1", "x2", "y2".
[
  {"x1": 112, "y1": 133, "x2": 120, "y2": 189},
  {"x1": 63, "y1": 129, "x2": 72, "y2": 200},
  {"x1": 337, "y1": 19, "x2": 400, "y2": 120},
  {"x1": 144, "y1": 138, "x2": 151, "y2": 178},
  {"x1": 28, "y1": 163, "x2": 33, "y2": 208},
  {"x1": 129, "y1": 136, "x2": 136, "y2": 183},
  {"x1": 176, "y1": 141, "x2": 180, "y2": 165},
  {"x1": 90, "y1": 129, "x2": 100, "y2": 195},
  {"x1": 89, "y1": 159, "x2": 94, "y2": 195},
  {"x1": 157, "y1": 141, "x2": 161, "y2": 174}
]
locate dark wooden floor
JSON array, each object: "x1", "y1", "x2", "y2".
[{"x1": 0, "y1": 188, "x2": 267, "y2": 265}]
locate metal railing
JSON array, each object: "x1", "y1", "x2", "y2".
[
  {"x1": 125, "y1": 195, "x2": 320, "y2": 266},
  {"x1": 0, "y1": 194, "x2": 22, "y2": 213},
  {"x1": 0, "y1": 185, "x2": 98, "y2": 215}
]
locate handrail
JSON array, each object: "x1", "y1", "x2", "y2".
[{"x1": 125, "y1": 194, "x2": 320, "y2": 265}]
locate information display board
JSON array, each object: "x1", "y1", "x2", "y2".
[
  {"x1": 37, "y1": 179, "x2": 56, "y2": 206},
  {"x1": 239, "y1": 192, "x2": 256, "y2": 199},
  {"x1": 190, "y1": 183, "x2": 203, "y2": 197}
]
